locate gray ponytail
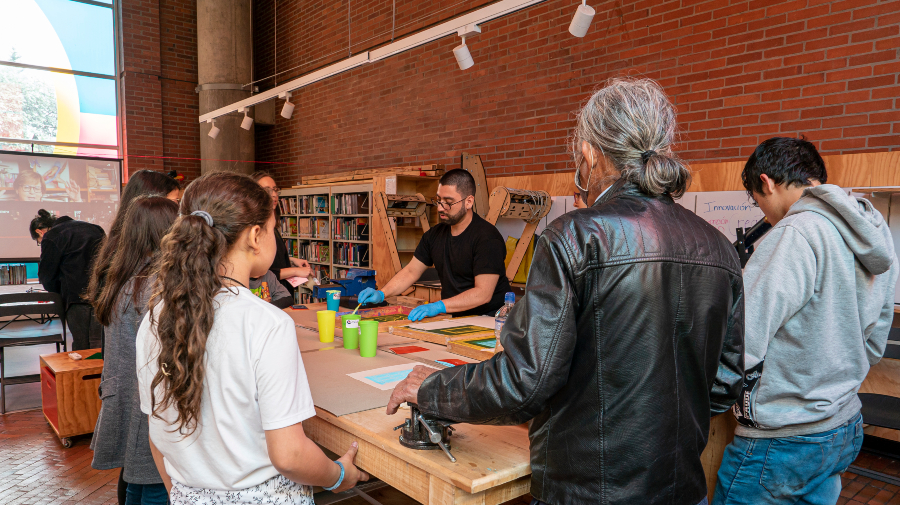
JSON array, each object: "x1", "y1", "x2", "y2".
[{"x1": 573, "y1": 77, "x2": 691, "y2": 198}]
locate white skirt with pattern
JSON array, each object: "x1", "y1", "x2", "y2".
[{"x1": 170, "y1": 474, "x2": 314, "y2": 505}]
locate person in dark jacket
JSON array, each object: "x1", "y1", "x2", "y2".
[
  {"x1": 252, "y1": 171, "x2": 311, "y2": 292},
  {"x1": 386, "y1": 78, "x2": 745, "y2": 505},
  {"x1": 31, "y1": 209, "x2": 106, "y2": 351},
  {"x1": 89, "y1": 196, "x2": 177, "y2": 505}
]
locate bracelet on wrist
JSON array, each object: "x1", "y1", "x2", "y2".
[{"x1": 323, "y1": 461, "x2": 345, "y2": 491}]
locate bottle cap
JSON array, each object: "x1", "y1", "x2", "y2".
[{"x1": 505, "y1": 292, "x2": 516, "y2": 303}]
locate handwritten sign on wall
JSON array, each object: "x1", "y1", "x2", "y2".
[{"x1": 677, "y1": 192, "x2": 765, "y2": 243}]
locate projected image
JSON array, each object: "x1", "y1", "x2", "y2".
[
  {"x1": 0, "y1": 0, "x2": 117, "y2": 158},
  {"x1": 0, "y1": 153, "x2": 119, "y2": 259},
  {"x1": 0, "y1": 156, "x2": 118, "y2": 203}
]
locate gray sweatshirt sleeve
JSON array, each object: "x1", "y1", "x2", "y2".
[{"x1": 742, "y1": 225, "x2": 817, "y2": 369}]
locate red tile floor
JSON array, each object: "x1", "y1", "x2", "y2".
[{"x1": 0, "y1": 407, "x2": 897, "y2": 505}]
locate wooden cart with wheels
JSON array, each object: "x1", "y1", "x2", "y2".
[{"x1": 40, "y1": 349, "x2": 103, "y2": 447}]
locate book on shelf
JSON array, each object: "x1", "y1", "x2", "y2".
[
  {"x1": 332, "y1": 217, "x2": 369, "y2": 240},
  {"x1": 331, "y1": 192, "x2": 369, "y2": 215},
  {"x1": 299, "y1": 195, "x2": 330, "y2": 214},
  {"x1": 279, "y1": 197, "x2": 298, "y2": 215},
  {"x1": 316, "y1": 219, "x2": 329, "y2": 238},
  {"x1": 298, "y1": 242, "x2": 330, "y2": 263},
  {"x1": 279, "y1": 216, "x2": 298, "y2": 236},
  {"x1": 0, "y1": 264, "x2": 27, "y2": 285},
  {"x1": 333, "y1": 243, "x2": 369, "y2": 267}
]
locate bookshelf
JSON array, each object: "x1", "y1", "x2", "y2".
[{"x1": 279, "y1": 183, "x2": 374, "y2": 303}]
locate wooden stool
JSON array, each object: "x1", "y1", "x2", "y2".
[{"x1": 40, "y1": 349, "x2": 103, "y2": 448}]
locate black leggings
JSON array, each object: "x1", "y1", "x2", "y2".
[{"x1": 118, "y1": 469, "x2": 127, "y2": 505}]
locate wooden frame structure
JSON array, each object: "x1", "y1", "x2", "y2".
[
  {"x1": 373, "y1": 192, "x2": 432, "y2": 279},
  {"x1": 485, "y1": 186, "x2": 551, "y2": 282}
]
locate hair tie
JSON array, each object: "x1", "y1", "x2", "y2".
[
  {"x1": 641, "y1": 150, "x2": 657, "y2": 164},
  {"x1": 191, "y1": 210, "x2": 214, "y2": 227}
]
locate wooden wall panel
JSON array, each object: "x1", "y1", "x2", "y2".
[
  {"x1": 484, "y1": 152, "x2": 898, "y2": 195},
  {"x1": 688, "y1": 161, "x2": 745, "y2": 193},
  {"x1": 872, "y1": 152, "x2": 900, "y2": 187}
]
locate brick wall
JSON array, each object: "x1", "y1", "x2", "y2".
[
  {"x1": 252, "y1": 0, "x2": 900, "y2": 185},
  {"x1": 121, "y1": 0, "x2": 200, "y2": 181}
]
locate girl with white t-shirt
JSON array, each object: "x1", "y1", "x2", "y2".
[{"x1": 136, "y1": 172, "x2": 368, "y2": 504}]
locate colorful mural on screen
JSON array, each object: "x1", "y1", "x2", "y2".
[{"x1": 0, "y1": 0, "x2": 117, "y2": 157}]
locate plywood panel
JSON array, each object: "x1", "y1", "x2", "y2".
[
  {"x1": 371, "y1": 176, "x2": 394, "y2": 288},
  {"x1": 702, "y1": 413, "x2": 737, "y2": 503},
  {"x1": 484, "y1": 152, "x2": 896, "y2": 195},
  {"x1": 822, "y1": 152, "x2": 874, "y2": 188},
  {"x1": 872, "y1": 151, "x2": 900, "y2": 187},
  {"x1": 488, "y1": 174, "x2": 573, "y2": 197},
  {"x1": 688, "y1": 161, "x2": 745, "y2": 192}
]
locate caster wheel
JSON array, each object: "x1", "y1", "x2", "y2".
[{"x1": 61, "y1": 437, "x2": 72, "y2": 448}]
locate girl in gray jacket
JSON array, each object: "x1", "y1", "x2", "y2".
[{"x1": 90, "y1": 196, "x2": 178, "y2": 505}]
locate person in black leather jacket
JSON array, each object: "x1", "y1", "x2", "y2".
[{"x1": 387, "y1": 78, "x2": 745, "y2": 505}]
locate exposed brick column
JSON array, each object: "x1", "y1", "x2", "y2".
[{"x1": 120, "y1": 0, "x2": 201, "y2": 181}]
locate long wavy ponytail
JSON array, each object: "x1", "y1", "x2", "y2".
[{"x1": 148, "y1": 172, "x2": 272, "y2": 436}]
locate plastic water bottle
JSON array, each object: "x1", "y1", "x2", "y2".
[{"x1": 494, "y1": 292, "x2": 516, "y2": 342}]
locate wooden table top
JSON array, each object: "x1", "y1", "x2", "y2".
[
  {"x1": 40, "y1": 349, "x2": 103, "y2": 373},
  {"x1": 313, "y1": 407, "x2": 530, "y2": 494},
  {"x1": 287, "y1": 304, "x2": 532, "y2": 495}
]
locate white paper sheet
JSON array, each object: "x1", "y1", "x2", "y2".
[
  {"x1": 347, "y1": 363, "x2": 437, "y2": 391},
  {"x1": 406, "y1": 316, "x2": 496, "y2": 331}
]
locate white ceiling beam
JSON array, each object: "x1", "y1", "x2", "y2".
[{"x1": 198, "y1": 0, "x2": 547, "y2": 123}]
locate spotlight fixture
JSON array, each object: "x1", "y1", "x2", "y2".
[
  {"x1": 569, "y1": 0, "x2": 595, "y2": 38},
  {"x1": 454, "y1": 24, "x2": 481, "y2": 71},
  {"x1": 240, "y1": 107, "x2": 253, "y2": 130},
  {"x1": 279, "y1": 91, "x2": 295, "y2": 119},
  {"x1": 207, "y1": 118, "x2": 220, "y2": 139}
]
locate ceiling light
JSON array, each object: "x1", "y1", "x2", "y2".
[
  {"x1": 240, "y1": 107, "x2": 253, "y2": 130},
  {"x1": 569, "y1": 1, "x2": 595, "y2": 38},
  {"x1": 207, "y1": 119, "x2": 219, "y2": 139},
  {"x1": 280, "y1": 91, "x2": 295, "y2": 119},
  {"x1": 454, "y1": 38, "x2": 474, "y2": 70},
  {"x1": 453, "y1": 24, "x2": 481, "y2": 71}
]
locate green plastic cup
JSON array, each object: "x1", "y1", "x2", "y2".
[
  {"x1": 341, "y1": 314, "x2": 361, "y2": 349},
  {"x1": 359, "y1": 320, "x2": 379, "y2": 357}
]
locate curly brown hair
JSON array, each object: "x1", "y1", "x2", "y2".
[{"x1": 148, "y1": 172, "x2": 272, "y2": 436}]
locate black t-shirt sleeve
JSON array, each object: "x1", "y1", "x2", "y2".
[
  {"x1": 473, "y1": 230, "x2": 508, "y2": 277},
  {"x1": 414, "y1": 228, "x2": 435, "y2": 267}
]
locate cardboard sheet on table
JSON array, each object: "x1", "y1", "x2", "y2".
[
  {"x1": 301, "y1": 347, "x2": 419, "y2": 416},
  {"x1": 347, "y1": 363, "x2": 438, "y2": 391},
  {"x1": 407, "y1": 316, "x2": 496, "y2": 331},
  {"x1": 386, "y1": 341, "x2": 479, "y2": 367}
]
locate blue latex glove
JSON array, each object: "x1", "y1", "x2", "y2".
[
  {"x1": 357, "y1": 288, "x2": 384, "y2": 305},
  {"x1": 408, "y1": 301, "x2": 446, "y2": 322}
]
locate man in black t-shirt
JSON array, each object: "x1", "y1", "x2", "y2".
[{"x1": 358, "y1": 169, "x2": 511, "y2": 321}]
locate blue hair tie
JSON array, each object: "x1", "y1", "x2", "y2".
[{"x1": 191, "y1": 210, "x2": 214, "y2": 227}]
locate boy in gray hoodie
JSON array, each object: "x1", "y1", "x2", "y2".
[{"x1": 714, "y1": 137, "x2": 898, "y2": 505}]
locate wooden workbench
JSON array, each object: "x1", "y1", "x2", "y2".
[
  {"x1": 289, "y1": 304, "x2": 532, "y2": 504},
  {"x1": 290, "y1": 304, "x2": 736, "y2": 503},
  {"x1": 304, "y1": 408, "x2": 531, "y2": 504}
]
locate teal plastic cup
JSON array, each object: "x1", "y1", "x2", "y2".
[
  {"x1": 326, "y1": 290, "x2": 341, "y2": 311},
  {"x1": 359, "y1": 320, "x2": 379, "y2": 357},
  {"x1": 341, "y1": 314, "x2": 361, "y2": 349}
]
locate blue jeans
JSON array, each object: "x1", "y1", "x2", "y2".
[
  {"x1": 713, "y1": 412, "x2": 863, "y2": 505},
  {"x1": 125, "y1": 482, "x2": 169, "y2": 505}
]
